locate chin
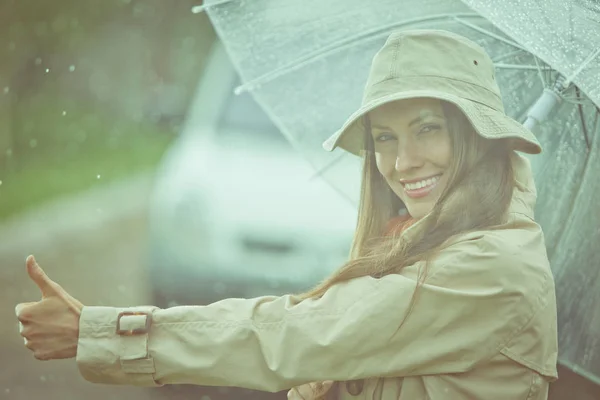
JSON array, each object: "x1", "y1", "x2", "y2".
[{"x1": 405, "y1": 202, "x2": 435, "y2": 219}]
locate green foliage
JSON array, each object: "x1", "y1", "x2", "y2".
[
  {"x1": 0, "y1": 90, "x2": 175, "y2": 220},
  {"x1": 0, "y1": 0, "x2": 215, "y2": 219}
]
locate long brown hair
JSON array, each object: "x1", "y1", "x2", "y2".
[{"x1": 296, "y1": 100, "x2": 515, "y2": 314}]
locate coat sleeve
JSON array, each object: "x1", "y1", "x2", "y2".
[{"x1": 76, "y1": 234, "x2": 551, "y2": 392}]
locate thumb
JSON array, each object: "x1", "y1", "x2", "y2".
[{"x1": 26, "y1": 255, "x2": 58, "y2": 297}]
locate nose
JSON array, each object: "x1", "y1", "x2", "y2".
[{"x1": 395, "y1": 138, "x2": 424, "y2": 172}]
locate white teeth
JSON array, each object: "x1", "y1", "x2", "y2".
[{"x1": 404, "y1": 176, "x2": 440, "y2": 191}]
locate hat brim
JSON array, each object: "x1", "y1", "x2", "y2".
[{"x1": 323, "y1": 90, "x2": 542, "y2": 156}]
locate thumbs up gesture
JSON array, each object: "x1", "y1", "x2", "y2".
[{"x1": 15, "y1": 255, "x2": 84, "y2": 360}]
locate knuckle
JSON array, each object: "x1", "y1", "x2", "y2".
[
  {"x1": 16, "y1": 311, "x2": 30, "y2": 322},
  {"x1": 19, "y1": 325, "x2": 33, "y2": 338}
]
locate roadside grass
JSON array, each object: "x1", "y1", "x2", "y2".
[{"x1": 0, "y1": 93, "x2": 176, "y2": 221}]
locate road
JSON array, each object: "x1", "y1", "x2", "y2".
[{"x1": 0, "y1": 174, "x2": 171, "y2": 400}]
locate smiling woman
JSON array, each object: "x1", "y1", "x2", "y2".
[
  {"x1": 368, "y1": 98, "x2": 454, "y2": 218},
  {"x1": 15, "y1": 29, "x2": 557, "y2": 400}
]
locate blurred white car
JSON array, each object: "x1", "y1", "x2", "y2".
[
  {"x1": 149, "y1": 38, "x2": 356, "y2": 400},
  {"x1": 147, "y1": 41, "x2": 356, "y2": 307},
  {"x1": 145, "y1": 41, "x2": 356, "y2": 398}
]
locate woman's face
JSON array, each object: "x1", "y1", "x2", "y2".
[{"x1": 369, "y1": 98, "x2": 453, "y2": 219}]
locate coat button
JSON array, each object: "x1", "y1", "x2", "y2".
[{"x1": 345, "y1": 380, "x2": 364, "y2": 396}]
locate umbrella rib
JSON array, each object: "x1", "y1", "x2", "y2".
[
  {"x1": 491, "y1": 48, "x2": 526, "y2": 63},
  {"x1": 308, "y1": 153, "x2": 347, "y2": 181},
  {"x1": 494, "y1": 63, "x2": 553, "y2": 71},
  {"x1": 191, "y1": 0, "x2": 234, "y2": 13},
  {"x1": 450, "y1": 17, "x2": 525, "y2": 51},
  {"x1": 532, "y1": 56, "x2": 549, "y2": 89},
  {"x1": 563, "y1": 47, "x2": 600, "y2": 87},
  {"x1": 234, "y1": 13, "x2": 484, "y2": 94},
  {"x1": 576, "y1": 87, "x2": 591, "y2": 150}
]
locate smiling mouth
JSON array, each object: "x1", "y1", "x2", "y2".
[{"x1": 401, "y1": 174, "x2": 442, "y2": 199}]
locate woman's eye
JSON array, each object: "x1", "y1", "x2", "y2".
[
  {"x1": 419, "y1": 124, "x2": 441, "y2": 134},
  {"x1": 375, "y1": 133, "x2": 395, "y2": 142}
]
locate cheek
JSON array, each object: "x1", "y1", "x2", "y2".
[
  {"x1": 430, "y1": 136, "x2": 453, "y2": 167},
  {"x1": 375, "y1": 152, "x2": 395, "y2": 177}
]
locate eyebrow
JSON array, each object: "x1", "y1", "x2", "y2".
[{"x1": 371, "y1": 112, "x2": 445, "y2": 131}]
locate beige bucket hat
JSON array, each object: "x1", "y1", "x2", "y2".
[{"x1": 322, "y1": 29, "x2": 542, "y2": 156}]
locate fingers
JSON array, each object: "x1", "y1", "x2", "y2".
[
  {"x1": 26, "y1": 256, "x2": 59, "y2": 298},
  {"x1": 287, "y1": 387, "x2": 304, "y2": 400},
  {"x1": 287, "y1": 381, "x2": 335, "y2": 400},
  {"x1": 15, "y1": 302, "x2": 37, "y2": 322}
]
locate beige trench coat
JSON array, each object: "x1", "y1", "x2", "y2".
[{"x1": 76, "y1": 152, "x2": 558, "y2": 399}]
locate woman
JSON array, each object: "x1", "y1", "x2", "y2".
[{"x1": 15, "y1": 30, "x2": 558, "y2": 399}]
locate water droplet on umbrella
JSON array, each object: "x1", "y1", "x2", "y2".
[
  {"x1": 3, "y1": 87, "x2": 8, "y2": 94},
  {"x1": 97, "y1": 174, "x2": 101, "y2": 179},
  {"x1": 45, "y1": 68, "x2": 50, "y2": 73},
  {"x1": 39, "y1": 375, "x2": 46, "y2": 382},
  {"x1": 62, "y1": 111, "x2": 67, "y2": 116},
  {"x1": 69, "y1": 65, "x2": 76, "y2": 72}
]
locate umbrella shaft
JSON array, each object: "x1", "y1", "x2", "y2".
[{"x1": 524, "y1": 88, "x2": 562, "y2": 130}]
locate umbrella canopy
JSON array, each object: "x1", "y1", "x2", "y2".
[{"x1": 199, "y1": 0, "x2": 600, "y2": 384}]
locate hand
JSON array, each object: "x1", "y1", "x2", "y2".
[
  {"x1": 287, "y1": 381, "x2": 335, "y2": 400},
  {"x1": 15, "y1": 255, "x2": 84, "y2": 360}
]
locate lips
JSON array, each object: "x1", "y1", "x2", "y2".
[{"x1": 401, "y1": 174, "x2": 442, "y2": 199}]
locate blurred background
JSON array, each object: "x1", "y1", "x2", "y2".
[
  {"x1": 1, "y1": 1, "x2": 599, "y2": 400},
  {"x1": 1, "y1": 1, "x2": 355, "y2": 399}
]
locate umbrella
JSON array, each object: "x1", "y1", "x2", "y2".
[{"x1": 197, "y1": 0, "x2": 600, "y2": 385}]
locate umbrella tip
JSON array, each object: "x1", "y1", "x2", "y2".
[{"x1": 191, "y1": 4, "x2": 207, "y2": 13}]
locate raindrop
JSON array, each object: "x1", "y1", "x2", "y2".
[
  {"x1": 69, "y1": 65, "x2": 76, "y2": 72},
  {"x1": 62, "y1": 111, "x2": 67, "y2": 116},
  {"x1": 35, "y1": 58, "x2": 42, "y2": 65},
  {"x1": 0, "y1": 180, "x2": 3, "y2": 186},
  {"x1": 8, "y1": 42, "x2": 15, "y2": 50},
  {"x1": 4, "y1": 388, "x2": 9, "y2": 394},
  {"x1": 40, "y1": 375, "x2": 47, "y2": 382},
  {"x1": 3, "y1": 86, "x2": 8, "y2": 94},
  {"x1": 29, "y1": 139, "x2": 38, "y2": 148},
  {"x1": 5, "y1": 148, "x2": 12, "y2": 157},
  {"x1": 96, "y1": 174, "x2": 101, "y2": 179},
  {"x1": 45, "y1": 68, "x2": 50, "y2": 73}
]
